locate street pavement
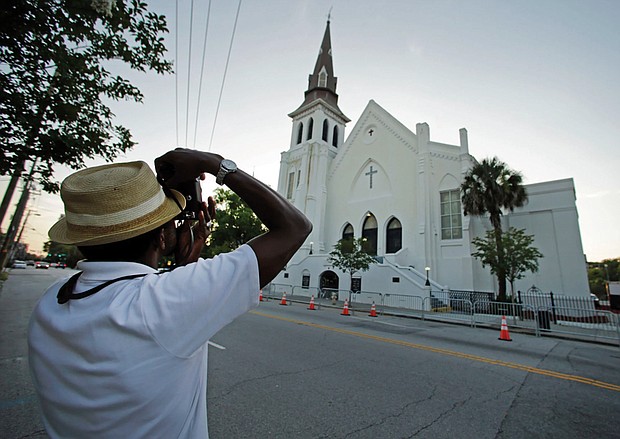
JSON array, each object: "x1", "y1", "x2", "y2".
[
  {"x1": 2, "y1": 268, "x2": 620, "y2": 438},
  {"x1": 0, "y1": 267, "x2": 73, "y2": 438}
]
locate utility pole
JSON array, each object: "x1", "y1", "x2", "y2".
[
  {"x1": 0, "y1": 164, "x2": 24, "y2": 231},
  {"x1": 7, "y1": 209, "x2": 39, "y2": 263},
  {"x1": 0, "y1": 166, "x2": 35, "y2": 270},
  {"x1": 0, "y1": 68, "x2": 58, "y2": 229}
]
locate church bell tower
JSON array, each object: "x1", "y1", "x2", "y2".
[{"x1": 278, "y1": 19, "x2": 350, "y2": 255}]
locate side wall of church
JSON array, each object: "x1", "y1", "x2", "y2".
[
  {"x1": 506, "y1": 179, "x2": 589, "y2": 296},
  {"x1": 423, "y1": 143, "x2": 474, "y2": 291},
  {"x1": 465, "y1": 179, "x2": 589, "y2": 297}
]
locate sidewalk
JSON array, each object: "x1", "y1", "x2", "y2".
[{"x1": 0, "y1": 271, "x2": 49, "y2": 439}]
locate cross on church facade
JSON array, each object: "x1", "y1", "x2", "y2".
[{"x1": 365, "y1": 165, "x2": 377, "y2": 189}]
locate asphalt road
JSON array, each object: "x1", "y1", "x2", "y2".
[
  {"x1": 2, "y1": 268, "x2": 619, "y2": 439},
  {"x1": 0, "y1": 266, "x2": 72, "y2": 439},
  {"x1": 207, "y1": 301, "x2": 620, "y2": 438}
]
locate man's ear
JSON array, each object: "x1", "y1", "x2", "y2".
[{"x1": 157, "y1": 227, "x2": 166, "y2": 252}]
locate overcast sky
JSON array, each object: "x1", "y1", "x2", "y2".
[{"x1": 5, "y1": 0, "x2": 619, "y2": 262}]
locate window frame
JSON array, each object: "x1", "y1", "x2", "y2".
[{"x1": 440, "y1": 190, "x2": 463, "y2": 240}]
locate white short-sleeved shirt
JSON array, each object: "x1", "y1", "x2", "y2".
[{"x1": 28, "y1": 244, "x2": 260, "y2": 439}]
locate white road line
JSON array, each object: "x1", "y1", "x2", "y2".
[{"x1": 207, "y1": 341, "x2": 226, "y2": 350}]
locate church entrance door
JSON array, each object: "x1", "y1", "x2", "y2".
[{"x1": 319, "y1": 270, "x2": 339, "y2": 299}]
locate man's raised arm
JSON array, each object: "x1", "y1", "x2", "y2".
[{"x1": 155, "y1": 149, "x2": 312, "y2": 287}]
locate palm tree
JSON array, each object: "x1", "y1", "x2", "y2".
[{"x1": 461, "y1": 157, "x2": 528, "y2": 301}]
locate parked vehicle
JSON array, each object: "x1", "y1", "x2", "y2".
[
  {"x1": 35, "y1": 261, "x2": 50, "y2": 269},
  {"x1": 26, "y1": 260, "x2": 35, "y2": 266},
  {"x1": 12, "y1": 260, "x2": 27, "y2": 269},
  {"x1": 55, "y1": 262, "x2": 67, "y2": 269}
]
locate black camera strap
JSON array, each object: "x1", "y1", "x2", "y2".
[
  {"x1": 157, "y1": 176, "x2": 186, "y2": 214},
  {"x1": 57, "y1": 271, "x2": 155, "y2": 304}
]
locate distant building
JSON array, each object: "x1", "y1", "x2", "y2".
[{"x1": 273, "y1": 20, "x2": 589, "y2": 298}]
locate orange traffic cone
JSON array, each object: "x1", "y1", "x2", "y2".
[
  {"x1": 369, "y1": 302, "x2": 378, "y2": 317},
  {"x1": 308, "y1": 295, "x2": 316, "y2": 310},
  {"x1": 341, "y1": 299, "x2": 350, "y2": 316},
  {"x1": 259, "y1": 290, "x2": 263, "y2": 302},
  {"x1": 280, "y1": 292, "x2": 288, "y2": 306},
  {"x1": 498, "y1": 315, "x2": 512, "y2": 341}
]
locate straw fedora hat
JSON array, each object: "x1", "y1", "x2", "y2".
[{"x1": 48, "y1": 161, "x2": 186, "y2": 246}]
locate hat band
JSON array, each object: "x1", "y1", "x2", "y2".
[
  {"x1": 65, "y1": 200, "x2": 172, "y2": 241},
  {"x1": 65, "y1": 190, "x2": 166, "y2": 227}
]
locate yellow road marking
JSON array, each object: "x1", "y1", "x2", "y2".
[{"x1": 250, "y1": 310, "x2": 620, "y2": 393}]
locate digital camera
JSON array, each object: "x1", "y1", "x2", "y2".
[{"x1": 173, "y1": 178, "x2": 203, "y2": 221}]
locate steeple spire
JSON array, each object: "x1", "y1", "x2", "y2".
[
  {"x1": 308, "y1": 18, "x2": 336, "y2": 94},
  {"x1": 289, "y1": 19, "x2": 348, "y2": 122}
]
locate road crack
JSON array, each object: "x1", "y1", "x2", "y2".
[
  {"x1": 341, "y1": 385, "x2": 439, "y2": 438},
  {"x1": 405, "y1": 395, "x2": 473, "y2": 438}
]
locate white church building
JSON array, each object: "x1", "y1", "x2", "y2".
[{"x1": 272, "y1": 21, "x2": 589, "y2": 299}]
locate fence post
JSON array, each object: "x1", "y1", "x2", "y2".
[{"x1": 550, "y1": 291, "x2": 557, "y2": 324}]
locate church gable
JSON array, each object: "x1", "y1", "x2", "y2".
[
  {"x1": 328, "y1": 100, "x2": 417, "y2": 182},
  {"x1": 348, "y1": 159, "x2": 392, "y2": 202}
]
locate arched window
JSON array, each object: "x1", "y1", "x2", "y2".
[
  {"x1": 362, "y1": 214, "x2": 378, "y2": 256},
  {"x1": 297, "y1": 122, "x2": 304, "y2": 144},
  {"x1": 332, "y1": 125, "x2": 339, "y2": 147},
  {"x1": 307, "y1": 118, "x2": 314, "y2": 140},
  {"x1": 386, "y1": 218, "x2": 402, "y2": 254},
  {"x1": 322, "y1": 119, "x2": 329, "y2": 142},
  {"x1": 342, "y1": 223, "x2": 354, "y2": 241},
  {"x1": 319, "y1": 71, "x2": 327, "y2": 88}
]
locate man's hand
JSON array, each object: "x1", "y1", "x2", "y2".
[
  {"x1": 175, "y1": 197, "x2": 216, "y2": 265},
  {"x1": 155, "y1": 148, "x2": 221, "y2": 189}
]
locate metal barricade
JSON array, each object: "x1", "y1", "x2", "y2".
[
  {"x1": 292, "y1": 286, "x2": 320, "y2": 299},
  {"x1": 424, "y1": 297, "x2": 474, "y2": 326},
  {"x1": 534, "y1": 305, "x2": 620, "y2": 344},
  {"x1": 351, "y1": 290, "x2": 383, "y2": 306},
  {"x1": 473, "y1": 301, "x2": 528, "y2": 328},
  {"x1": 383, "y1": 293, "x2": 424, "y2": 311},
  {"x1": 263, "y1": 283, "x2": 292, "y2": 300},
  {"x1": 319, "y1": 288, "x2": 351, "y2": 302}
]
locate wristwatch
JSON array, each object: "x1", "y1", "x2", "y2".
[{"x1": 215, "y1": 159, "x2": 237, "y2": 185}]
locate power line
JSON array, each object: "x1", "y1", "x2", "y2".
[
  {"x1": 208, "y1": 0, "x2": 242, "y2": 151},
  {"x1": 184, "y1": 0, "x2": 196, "y2": 148},
  {"x1": 192, "y1": 0, "x2": 212, "y2": 149},
  {"x1": 175, "y1": 0, "x2": 179, "y2": 146},
  {"x1": 174, "y1": 1, "x2": 242, "y2": 151}
]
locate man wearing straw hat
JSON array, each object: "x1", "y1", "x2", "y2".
[{"x1": 28, "y1": 148, "x2": 312, "y2": 438}]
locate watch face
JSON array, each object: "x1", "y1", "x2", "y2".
[{"x1": 221, "y1": 159, "x2": 237, "y2": 171}]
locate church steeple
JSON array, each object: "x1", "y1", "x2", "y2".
[
  {"x1": 279, "y1": 18, "x2": 350, "y2": 257},
  {"x1": 289, "y1": 19, "x2": 349, "y2": 122},
  {"x1": 309, "y1": 19, "x2": 336, "y2": 97}
]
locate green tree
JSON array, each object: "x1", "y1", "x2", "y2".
[
  {"x1": 472, "y1": 227, "x2": 543, "y2": 299},
  {"x1": 588, "y1": 265, "x2": 607, "y2": 297},
  {"x1": 461, "y1": 157, "x2": 527, "y2": 301},
  {"x1": 43, "y1": 239, "x2": 83, "y2": 268},
  {"x1": 328, "y1": 237, "x2": 376, "y2": 296},
  {"x1": 0, "y1": 0, "x2": 173, "y2": 194},
  {"x1": 203, "y1": 188, "x2": 266, "y2": 258},
  {"x1": 588, "y1": 258, "x2": 619, "y2": 297}
]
